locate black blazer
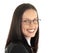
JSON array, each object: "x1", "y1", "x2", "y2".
[{"x1": 5, "y1": 37, "x2": 33, "y2": 53}]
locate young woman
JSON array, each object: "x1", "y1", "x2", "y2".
[{"x1": 5, "y1": 3, "x2": 39, "y2": 53}]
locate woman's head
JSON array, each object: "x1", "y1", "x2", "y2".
[
  {"x1": 22, "y1": 9, "x2": 38, "y2": 39},
  {"x1": 5, "y1": 3, "x2": 39, "y2": 53}
]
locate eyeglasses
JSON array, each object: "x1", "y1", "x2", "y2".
[{"x1": 22, "y1": 19, "x2": 41, "y2": 25}]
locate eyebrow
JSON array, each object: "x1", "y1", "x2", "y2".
[{"x1": 23, "y1": 18, "x2": 38, "y2": 20}]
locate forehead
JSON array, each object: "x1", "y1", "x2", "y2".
[{"x1": 22, "y1": 9, "x2": 37, "y2": 20}]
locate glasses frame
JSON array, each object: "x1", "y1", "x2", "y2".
[{"x1": 21, "y1": 18, "x2": 41, "y2": 25}]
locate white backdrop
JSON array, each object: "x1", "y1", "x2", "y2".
[{"x1": 0, "y1": 0, "x2": 60, "y2": 53}]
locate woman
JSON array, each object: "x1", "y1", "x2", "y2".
[{"x1": 5, "y1": 3, "x2": 39, "y2": 53}]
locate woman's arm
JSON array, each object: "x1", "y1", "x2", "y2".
[{"x1": 5, "y1": 43, "x2": 28, "y2": 53}]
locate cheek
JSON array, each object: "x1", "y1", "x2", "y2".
[
  {"x1": 21, "y1": 23, "x2": 39, "y2": 38},
  {"x1": 22, "y1": 24, "x2": 28, "y2": 34},
  {"x1": 36, "y1": 24, "x2": 38, "y2": 30},
  {"x1": 22, "y1": 24, "x2": 38, "y2": 32},
  {"x1": 34, "y1": 24, "x2": 39, "y2": 34}
]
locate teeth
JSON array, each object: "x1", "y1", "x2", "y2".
[{"x1": 27, "y1": 29, "x2": 35, "y2": 33}]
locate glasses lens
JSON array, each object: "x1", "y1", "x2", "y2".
[{"x1": 22, "y1": 19, "x2": 40, "y2": 25}]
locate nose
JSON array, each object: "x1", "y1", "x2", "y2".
[
  {"x1": 29, "y1": 21, "x2": 35, "y2": 27},
  {"x1": 29, "y1": 21, "x2": 33, "y2": 24}
]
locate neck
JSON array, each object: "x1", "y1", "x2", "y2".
[{"x1": 25, "y1": 37, "x2": 31, "y2": 46}]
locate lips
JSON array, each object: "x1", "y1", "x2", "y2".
[{"x1": 27, "y1": 29, "x2": 35, "y2": 33}]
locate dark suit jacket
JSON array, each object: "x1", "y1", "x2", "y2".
[{"x1": 5, "y1": 37, "x2": 33, "y2": 53}]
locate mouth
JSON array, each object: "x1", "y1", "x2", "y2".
[{"x1": 27, "y1": 29, "x2": 35, "y2": 33}]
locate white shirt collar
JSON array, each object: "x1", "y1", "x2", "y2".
[{"x1": 25, "y1": 37, "x2": 31, "y2": 46}]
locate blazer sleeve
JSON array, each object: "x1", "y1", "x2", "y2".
[{"x1": 5, "y1": 43, "x2": 29, "y2": 53}]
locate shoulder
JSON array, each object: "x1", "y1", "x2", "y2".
[{"x1": 5, "y1": 42, "x2": 29, "y2": 53}]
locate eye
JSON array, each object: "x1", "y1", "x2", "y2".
[
  {"x1": 33, "y1": 19, "x2": 38, "y2": 22},
  {"x1": 23, "y1": 20, "x2": 27, "y2": 22},
  {"x1": 23, "y1": 20, "x2": 29, "y2": 23}
]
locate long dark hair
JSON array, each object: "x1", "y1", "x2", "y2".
[{"x1": 5, "y1": 3, "x2": 39, "y2": 53}]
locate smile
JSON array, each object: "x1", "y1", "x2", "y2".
[{"x1": 27, "y1": 29, "x2": 35, "y2": 33}]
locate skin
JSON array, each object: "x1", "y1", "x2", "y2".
[{"x1": 22, "y1": 9, "x2": 38, "y2": 40}]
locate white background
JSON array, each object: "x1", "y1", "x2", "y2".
[{"x1": 0, "y1": 0, "x2": 60, "y2": 53}]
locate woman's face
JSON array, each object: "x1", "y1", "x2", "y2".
[{"x1": 22, "y1": 9, "x2": 38, "y2": 38}]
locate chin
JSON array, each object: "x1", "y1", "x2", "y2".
[{"x1": 29, "y1": 34, "x2": 36, "y2": 38}]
